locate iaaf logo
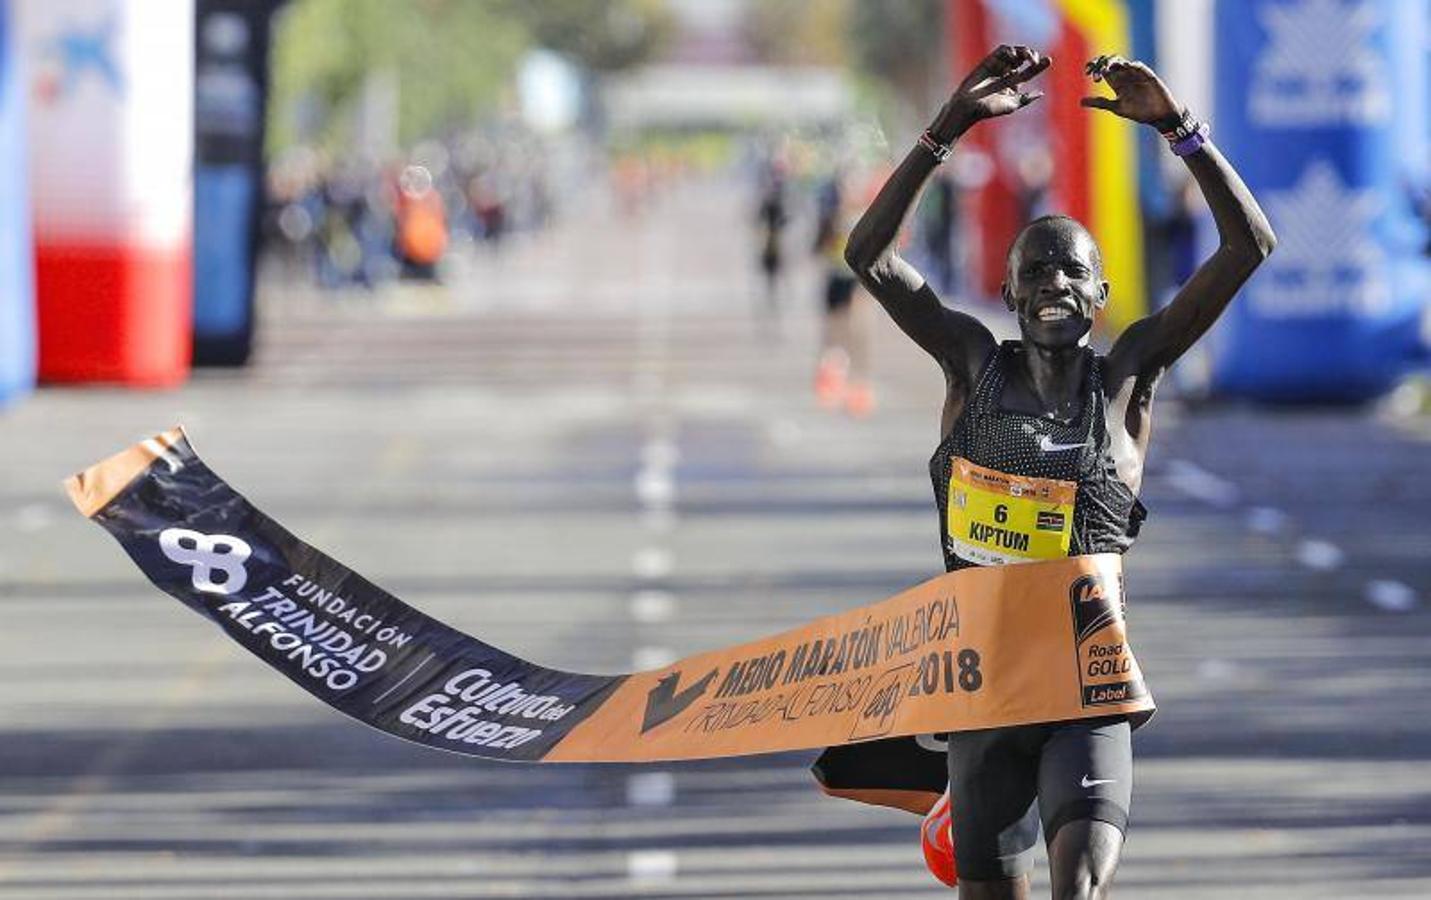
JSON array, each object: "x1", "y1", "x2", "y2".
[
  {"x1": 1249, "y1": 0, "x2": 1390, "y2": 127},
  {"x1": 159, "y1": 528, "x2": 252, "y2": 595},
  {"x1": 1069, "y1": 573, "x2": 1123, "y2": 645}
]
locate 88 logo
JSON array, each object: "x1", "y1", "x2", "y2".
[{"x1": 159, "y1": 528, "x2": 252, "y2": 595}]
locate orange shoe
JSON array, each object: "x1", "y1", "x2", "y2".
[
  {"x1": 920, "y1": 789, "x2": 958, "y2": 887},
  {"x1": 814, "y1": 357, "x2": 847, "y2": 409},
  {"x1": 844, "y1": 381, "x2": 875, "y2": 418}
]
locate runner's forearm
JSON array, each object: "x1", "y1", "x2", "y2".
[
  {"x1": 1110, "y1": 136, "x2": 1278, "y2": 375},
  {"x1": 844, "y1": 108, "x2": 973, "y2": 282},
  {"x1": 1182, "y1": 140, "x2": 1276, "y2": 266},
  {"x1": 843, "y1": 147, "x2": 941, "y2": 283}
]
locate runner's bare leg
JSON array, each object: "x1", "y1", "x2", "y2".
[{"x1": 1048, "y1": 820, "x2": 1122, "y2": 899}]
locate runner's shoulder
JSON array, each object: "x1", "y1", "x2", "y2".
[
  {"x1": 1102, "y1": 317, "x2": 1162, "y2": 389},
  {"x1": 944, "y1": 330, "x2": 998, "y2": 395}
]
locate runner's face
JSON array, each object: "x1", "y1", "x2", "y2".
[{"x1": 1003, "y1": 222, "x2": 1108, "y2": 349}]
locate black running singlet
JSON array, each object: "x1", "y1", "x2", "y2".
[
  {"x1": 930, "y1": 341, "x2": 1146, "y2": 572},
  {"x1": 811, "y1": 342, "x2": 1150, "y2": 812}
]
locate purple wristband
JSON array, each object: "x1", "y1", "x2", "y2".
[{"x1": 1170, "y1": 122, "x2": 1210, "y2": 157}]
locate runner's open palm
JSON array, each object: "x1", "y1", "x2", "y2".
[
  {"x1": 1080, "y1": 55, "x2": 1180, "y2": 124},
  {"x1": 945, "y1": 45, "x2": 1051, "y2": 128}
]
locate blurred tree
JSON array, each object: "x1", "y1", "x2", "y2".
[
  {"x1": 269, "y1": 0, "x2": 671, "y2": 154},
  {"x1": 496, "y1": 0, "x2": 674, "y2": 72},
  {"x1": 737, "y1": 0, "x2": 946, "y2": 132},
  {"x1": 269, "y1": 0, "x2": 527, "y2": 152},
  {"x1": 846, "y1": 0, "x2": 945, "y2": 117},
  {"x1": 742, "y1": 0, "x2": 851, "y2": 67}
]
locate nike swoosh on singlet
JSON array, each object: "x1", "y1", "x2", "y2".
[
  {"x1": 1038, "y1": 435, "x2": 1088, "y2": 453},
  {"x1": 1080, "y1": 775, "x2": 1115, "y2": 788}
]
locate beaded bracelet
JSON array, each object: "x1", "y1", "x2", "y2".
[
  {"x1": 1155, "y1": 108, "x2": 1210, "y2": 157},
  {"x1": 916, "y1": 130, "x2": 953, "y2": 163}
]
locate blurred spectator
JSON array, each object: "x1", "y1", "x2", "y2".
[
  {"x1": 394, "y1": 164, "x2": 447, "y2": 280},
  {"x1": 258, "y1": 127, "x2": 564, "y2": 293},
  {"x1": 1412, "y1": 180, "x2": 1431, "y2": 258},
  {"x1": 1164, "y1": 175, "x2": 1200, "y2": 291},
  {"x1": 919, "y1": 171, "x2": 960, "y2": 296},
  {"x1": 613, "y1": 152, "x2": 649, "y2": 217},
  {"x1": 813, "y1": 169, "x2": 875, "y2": 418},
  {"x1": 754, "y1": 161, "x2": 789, "y2": 313},
  {"x1": 468, "y1": 171, "x2": 508, "y2": 251},
  {"x1": 1015, "y1": 145, "x2": 1054, "y2": 224}
]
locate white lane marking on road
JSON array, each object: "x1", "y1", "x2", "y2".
[
  {"x1": 1296, "y1": 539, "x2": 1345, "y2": 571},
  {"x1": 635, "y1": 469, "x2": 676, "y2": 508},
  {"x1": 630, "y1": 590, "x2": 678, "y2": 623},
  {"x1": 632, "y1": 646, "x2": 678, "y2": 671},
  {"x1": 626, "y1": 772, "x2": 677, "y2": 807},
  {"x1": 1245, "y1": 506, "x2": 1288, "y2": 535},
  {"x1": 14, "y1": 503, "x2": 55, "y2": 533},
  {"x1": 371, "y1": 653, "x2": 436, "y2": 706},
  {"x1": 1197, "y1": 658, "x2": 1240, "y2": 682},
  {"x1": 632, "y1": 370, "x2": 663, "y2": 397},
  {"x1": 641, "y1": 438, "x2": 680, "y2": 471},
  {"x1": 1384, "y1": 380, "x2": 1423, "y2": 418},
  {"x1": 626, "y1": 850, "x2": 678, "y2": 883},
  {"x1": 1364, "y1": 580, "x2": 1419, "y2": 613},
  {"x1": 633, "y1": 547, "x2": 673, "y2": 580},
  {"x1": 0, "y1": 640, "x2": 231, "y2": 873},
  {"x1": 767, "y1": 419, "x2": 802, "y2": 448},
  {"x1": 1165, "y1": 459, "x2": 1240, "y2": 508},
  {"x1": 643, "y1": 507, "x2": 677, "y2": 533}
]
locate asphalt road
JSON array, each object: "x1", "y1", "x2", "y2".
[{"x1": 2, "y1": 178, "x2": 1429, "y2": 898}]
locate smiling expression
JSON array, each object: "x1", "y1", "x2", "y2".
[{"x1": 1002, "y1": 217, "x2": 1109, "y2": 349}]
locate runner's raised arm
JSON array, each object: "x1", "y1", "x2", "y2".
[
  {"x1": 1089, "y1": 55, "x2": 1278, "y2": 382},
  {"x1": 844, "y1": 45, "x2": 1050, "y2": 387}
]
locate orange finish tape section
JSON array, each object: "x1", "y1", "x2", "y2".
[{"x1": 547, "y1": 554, "x2": 1152, "y2": 762}]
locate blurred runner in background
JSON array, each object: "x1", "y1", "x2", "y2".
[
  {"x1": 754, "y1": 159, "x2": 789, "y2": 315},
  {"x1": 919, "y1": 170, "x2": 960, "y2": 296},
  {"x1": 813, "y1": 169, "x2": 875, "y2": 417}
]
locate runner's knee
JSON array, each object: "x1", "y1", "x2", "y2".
[
  {"x1": 1052, "y1": 870, "x2": 1112, "y2": 900},
  {"x1": 1048, "y1": 819, "x2": 1122, "y2": 900}
]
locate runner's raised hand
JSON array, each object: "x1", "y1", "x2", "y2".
[
  {"x1": 1080, "y1": 55, "x2": 1180, "y2": 125},
  {"x1": 934, "y1": 44, "x2": 1051, "y2": 140}
]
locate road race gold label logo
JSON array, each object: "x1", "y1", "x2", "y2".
[{"x1": 1069, "y1": 573, "x2": 1147, "y2": 707}]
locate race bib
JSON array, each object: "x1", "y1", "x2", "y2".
[{"x1": 946, "y1": 457, "x2": 1077, "y2": 565}]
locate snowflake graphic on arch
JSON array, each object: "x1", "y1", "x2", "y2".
[
  {"x1": 1253, "y1": 161, "x2": 1387, "y2": 318},
  {"x1": 1249, "y1": 0, "x2": 1390, "y2": 126},
  {"x1": 33, "y1": 13, "x2": 124, "y2": 105}
]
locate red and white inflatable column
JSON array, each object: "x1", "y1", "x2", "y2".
[{"x1": 20, "y1": 0, "x2": 193, "y2": 386}]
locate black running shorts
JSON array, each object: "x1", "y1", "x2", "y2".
[{"x1": 948, "y1": 717, "x2": 1132, "y2": 881}]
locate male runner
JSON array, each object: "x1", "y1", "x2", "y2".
[{"x1": 813, "y1": 45, "x2": 1276, "y2": 898}]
